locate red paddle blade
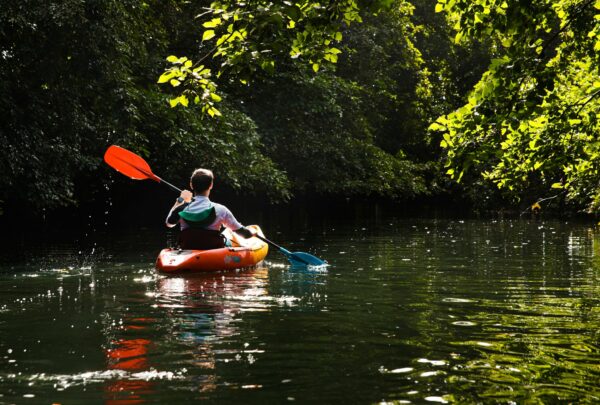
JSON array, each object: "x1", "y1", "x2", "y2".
[{"x1": 104, "y1": 145, "x2": 160, "y2": 182}]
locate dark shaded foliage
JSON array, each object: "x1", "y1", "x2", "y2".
[{"x1": 0, "y1": 0, "x2": 493, "y2": 216}]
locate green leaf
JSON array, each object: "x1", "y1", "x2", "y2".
[
  {"x1": 324, "y1": 54, "x2": 338, "y2": 63},
  {"x1": 203, "y1": 30, "x2": 216, "y2": 41},
  {"x1": 207, "y1": 106, "x2": 222, "y2": 117},
  {"x1": 157, "y1": 71, "x2": 174, "y2": 84},
  {"x1": 216, "y1": 35, "x2": 228, "y2": 46},
  {"x1": 551, "y1": 182, "x2": 563, "y2": 189},
  {"x1": 203, "y1": 18, "x2": 221, "y2": 28},
  {"x1": 429, "y1": 122, "x2": 446, "y2": 131},
  {"x1": 166, "y1": 55, "x2": 178, "y2": 63},
  {"x1": 312, "y1": 63, "x2": 319, "y2": 72},
  {"x1": 443, "y1": 133, "x2": 453, "y2": 147},
  {"x1": 435, "y1": 4, "x2": 443, "y2": 13}
]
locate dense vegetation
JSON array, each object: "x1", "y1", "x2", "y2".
[
  {"x1": 2, "y1": 0, "x2": 597, "y2": 216},
  {"x1": 432, "y1": 0, "x2": 600, "y2": 213}
]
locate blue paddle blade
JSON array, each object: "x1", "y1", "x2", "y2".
[
  {"x1": 288, "y1": 252, "x2": 327, "y2": 266},
  {"x1": 275, "y1": 245, "x2": 326, "y2": 266}
]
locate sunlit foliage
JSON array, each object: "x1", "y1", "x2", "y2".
[
  {"x1": 0, "y1": 0, "x2": 289, "y2": 212},
  {"x1": 158, "y1": 0, "x2": 397, "y2": 114},
  {"x1": 430, "y1": 0, "x2": 600, "y2": 212}
]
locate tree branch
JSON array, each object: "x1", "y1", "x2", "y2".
[{"x1": 506, "y1": 0, "x2": 596, "y2": 115}]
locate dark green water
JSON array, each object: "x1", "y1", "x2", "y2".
[{"x1": 0, "y1": 219, "x2": 598, "y2": 403}]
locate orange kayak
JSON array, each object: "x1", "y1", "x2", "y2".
[{"x1": 156, "y1": 225, "x2": 268, "y2": 273}]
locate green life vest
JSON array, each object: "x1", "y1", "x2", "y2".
[{"x1": 178, "y1": 206, "x2": 216, "y2": 228}]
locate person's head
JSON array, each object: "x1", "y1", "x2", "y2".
[{"x1": 190, "y1": 168, "x2": 214, "y2": 195}]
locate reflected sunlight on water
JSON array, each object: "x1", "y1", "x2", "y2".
[{"x1": 0, "y1": 219, "x2": 598, "y2": 403}]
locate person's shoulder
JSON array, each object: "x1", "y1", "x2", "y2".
[{"x1": 211, "y1": 201, "x2": 231, "y2": 212}]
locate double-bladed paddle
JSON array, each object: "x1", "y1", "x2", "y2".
[
  {"x1": 103, "y1": 145, "x2": 327, "y2": 267},
  {"x1": 253, "y1": 235, "x2": 326, "y2": 266},
  {"x1": 104, "y1": 145, "x2": 182, "y2": 193}
]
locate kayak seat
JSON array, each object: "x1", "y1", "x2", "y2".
[{"x1": 178, "y1": 228, "x2": 226, "y2": 250}]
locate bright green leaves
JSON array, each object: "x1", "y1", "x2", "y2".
[
  {"x1": 203, "y1": 18, "x2": 222, "y2": 29},
  {"x1": 433, "y1": 0, "x2": 600, "y2": 211},
  {"x1": 202, "y1": 30, "x2": 216, "y2": 41},
  {"x1": 436, "y1": 0, "x2": 554, "y2": 52},
  {"x1": 429, "y1": 122, "x2": 446, "y2": 132},
  {"x1": 170, "y1": 95, "x2": 189, "y2": 107},
  {"x1": 157, "y1": 0, "x2": 396, "y2": 118},
  {"x1": 157, "y1": 56, "x2": 221, "y2": 116},
  {"x1": 323, "y1": 47, "x2": 342, "y2": 63},
  {"x1": 158, "y1": 56, "x2": 192, "y2": 84},
  {"x1": 157, "y1": 71, "x2": 175, "y2": 84},
  {"x1": 441, "y1": 133, "x2": 453, "y2": 148}
]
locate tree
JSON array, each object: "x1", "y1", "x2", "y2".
[
  {"x1": 161, "y1": 0, "x2": 441, "y2": 199},
  {"x1": 0, "y1": 0, "x2": 289, "y2": 213},
  {"x1": 158, "y1": 0, "x2": 397, "y2": 114},
  {"x1": 430, "y1": 0, "x2": 600, "y2": 212},
  {"x1": 242, "y1": 72, "x2": 429, "y2": 197}
]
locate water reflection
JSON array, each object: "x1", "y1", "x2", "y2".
[
  {"x1": 368, "y1": 220, "x2": 599, "y2": 404},
  {"x1": 0, "y1": 219, "x2": 598, "y2": 403},
  {"x1": 105, "y1": 336, "x2": 154, "y2": 404},
  {"x1": 96, "y1": 264, "x2": 330, "y2": 402}
]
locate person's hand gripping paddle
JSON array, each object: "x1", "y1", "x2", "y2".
[{"x1": 104, "y1": 145, "x2": 326, "y2": 267}]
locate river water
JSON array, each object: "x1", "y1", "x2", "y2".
[{"x1": 0, "y1": 218, "x2": 598, "y2": 403}]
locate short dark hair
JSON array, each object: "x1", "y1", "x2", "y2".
[{"x1": 191, "y1": 169, "x2": 214, "y2": 193}]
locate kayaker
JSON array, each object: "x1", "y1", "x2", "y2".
[{"x1": 166, "y1": 168, "x2": 255, "y2": 249}]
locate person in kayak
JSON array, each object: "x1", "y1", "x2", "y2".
[{"x1": 165, "y1": 168, "x2": 255, "y2": 249}]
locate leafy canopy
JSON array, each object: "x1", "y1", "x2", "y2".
[
  {"x1": 430, "y1": 0, "x2": 600, "y2": 211},
  {"x1": 0, "y1": 0, "x2": 290, "y2": 212},
  {"x1": 158, "y1": 0, "x2": 395, "y2": 115}
]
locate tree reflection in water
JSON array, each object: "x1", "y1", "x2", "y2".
[{"x1": 103, "y1": 267, "x2": 272, "y2": 403}]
